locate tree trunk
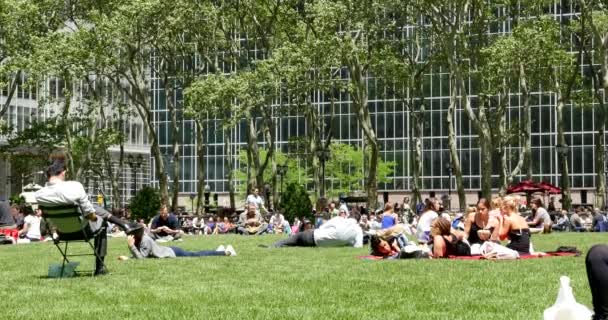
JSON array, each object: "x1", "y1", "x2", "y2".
[
  {"x1": 61, "y1": 77, "x2": 76, "y2": 178},
  {"x1": 448, "y1": 70, "x2": 466, "y2": 210},
  {"x1": 246, "y1": 112, "x2": 260, "y2": 193},
  {"x1": 595, "y1": 123, "x2": 606, "y2": 209},
  {"x1": 598, "y1": 32, "x2": 608, "y2": 209},
  {"x1": 162, "y1": 75, "x2": 182, "y2": 213},
  {"x1": 195, "y1": 119, "x2": 205, "y2": 214},
  {"x1": 408, "y1": 73, "x2": 426, "y2": 205},
  {"x1": 522, "y1": 66, "x2": 533, "y2": 181},
  {"x1": 306, "y1": 104, "x2": 321, "y2": 198},
  {"x1": 556, "y1": 90, "x2": 571, "y2": 210},
  {"x1": 348, "y1": 60, "x2": 378, "y2": 210},
  {"x1": 479, "y1": 133, "x2": 493, "y2": 200},
  {"x1": 0, "y1": 70, "x2": 21, "y2": 119},
  {"x1": 590, "y1": 33, "x2": 608, "y2": 209},
  {"x1": 224, "y1": 126, "x2": 235, "y2": 210},
  {"x1": 411, "y1": 108, "x2": 424, "y2": 205}
]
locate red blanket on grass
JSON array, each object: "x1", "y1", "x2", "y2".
[
  {"x1": 357, "y1": 251, "x2": 578, "y2": 261},
  {"x1": 447, "y1": 251, "x2": 579, "y2": 260}
]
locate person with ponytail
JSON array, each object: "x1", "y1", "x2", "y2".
[
  {"x1": 498, "y1": 195, "x2": 531, "y2": 255},
  {"x1": 35, "y1": 151, "x2": 134, "y2": 275}
]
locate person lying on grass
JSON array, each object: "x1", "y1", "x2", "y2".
[
  {"x1": 118, "y1": 223, "x2": 236, "y2": 260},
  {"x1": 429, "y1": 217, "x2": 471, "y2": 258},
  {"x1": 498, "y1": 195, "x2": 531, "y2": 255},
  {"x1": 266, "y1": 212, "x2": 363, "y2": 248},
  {"x1": 369, "y1": 224, "x2": 413, "y2": 258},
  {"x1": 463, "y1": 198, "x2": 500, "y2": 245}
]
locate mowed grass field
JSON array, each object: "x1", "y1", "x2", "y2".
[{"x1": 1, "y1": 232, "x2": 607, "y2": 320}]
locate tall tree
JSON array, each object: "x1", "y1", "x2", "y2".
[
  {"x1": 307, "y1": 0, "x2": 388, "y2": 209},
  {"x1": 421, "y1": 0, "x2": 472, "y2": 209},
  {"x1": 376, "y1": 0, "x2": 434, "y2": 204},
  {"x1": 580, "y1": 0, "x2": 608, "y2": 209}
]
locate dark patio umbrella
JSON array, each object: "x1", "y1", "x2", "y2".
[
  {"x1": 537, "y1": 181, "x2": 561, "y2": 194},
  {"x1": 506, "y1": 180, "x2": 544, "y2": 194}
]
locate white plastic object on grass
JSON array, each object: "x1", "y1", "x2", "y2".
[{"x1": 543, "y1": 276, "x2": 592, "y2": 320}]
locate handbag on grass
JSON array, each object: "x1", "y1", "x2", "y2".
[{"x1": 480, "y1": 242, "x2": 519, "y2": 260}]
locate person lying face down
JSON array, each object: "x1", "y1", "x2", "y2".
[
  {"x1": 120, "y1": 223, "x2": 235, "y2": 259},
  {"x1": 268, "y1": 216, "x2": 363, "y2": 248}
]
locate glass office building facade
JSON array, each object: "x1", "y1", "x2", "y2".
[
  {"x1": 0, "y1": 75, "x2": 151, "y2": 205},
  {"x1": 151, "y1": 3, "x2": 602, "y2": 207}
]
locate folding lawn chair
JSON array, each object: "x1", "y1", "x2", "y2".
[{"x1": 39, "y1": 205, "x2": 106, "y2": 277}]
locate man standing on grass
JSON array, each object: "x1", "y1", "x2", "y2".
[
  {"x1": 149, "y1": 205, "x2": 183, "y2": 242},
  {"x1": 246, "y1": 188, "x2": 267, "y2": 213}
]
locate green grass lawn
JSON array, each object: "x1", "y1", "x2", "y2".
[{"x1": 1, "y1": 232, "x2": 607, "y2": 320}]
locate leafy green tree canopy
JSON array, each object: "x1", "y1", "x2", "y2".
[{"x1": 129, "y1": 186, "x2": 161, "y2": 221}]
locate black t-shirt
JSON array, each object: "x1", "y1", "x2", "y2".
[{"x1": 0, "y1": 202, "x2": 15, "y2": 226}]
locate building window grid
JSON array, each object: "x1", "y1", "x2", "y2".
[{"x1": 150, "y1": 8, "x2": 600, "y2": 194}]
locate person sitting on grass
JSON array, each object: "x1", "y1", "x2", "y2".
[
  {"x1": 489, "y1": 197, "x2": 503, "y2": 219},
  {"x1": 552, "y1": 210, "x2": 570, "y2": 232},
  {"x1": 381, "y1": 203, "x2": 398, "y2": 229},
  {"x1": 0, "y1": 201, "x2": 16, "y2": 231},
  {"x1": 17, "y1": 207, "x2": 42, "y2": 242},
  {"x1": 237, "y1": 204, "x2": 268, "y2": 235},
  {"x1": 149, "y1": 205, "x2": 183, "y2": 241},
  {"x1": 118, "y1": 223, "x2": 236, "y2": 260},
  {"x1": 498, "y1": 195, "x2": 531, "y2": 255},
  {"x1": 267, "y1": 212, "x2": 362, "y2": 248},
  {"x1": 269, "y1": 211, "x2": 289, "y2": 234},
  {"x1": 592, "y1": 208, "x2": 608, "y2": 232},
  {"x1": 527, "y1": 198, "x2": 552, "y2": 234},
  {"x1": 429, "y1": 217, "x2": 470, "y2": 258},
  {"x1": 204, "y1": 217, "x2": 216, "y2": 235},
  {"x1": 416, "y1": 198, "x2": 440, "y2": 243},
  {"x1": 464, "y1": 198, "x2": 499, "y2": 245},
  {"x1": 214, "y1": 216, "x2": 235, "y2": 234}
]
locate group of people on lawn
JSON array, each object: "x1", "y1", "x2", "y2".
[{"x1": 3, "y1": 150, "x2": 608, "y2": 319}]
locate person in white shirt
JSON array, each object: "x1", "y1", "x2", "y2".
[
  {"x1": 269, "y1": 212, "x2": 290, "y2": 234},
  {"x1": 18, "y1": 208, "x2": 42, "y2": 241},
  {"x1": 35, "y1": 151, "x2": 134, "y2": 276},
  {"x1": 416, "y1": 198, "x2": 440, "y2": 243},
  {"x1": 268, "y1": 212, "x2": 363, "y2": 248},
  {"x1": 246, "y1": 188, "x2": 266, "y2": 213}
]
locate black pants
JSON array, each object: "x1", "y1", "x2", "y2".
[
  {"x1": 272, "y1": 230, "x2": 316, "y2": 247},
  {"x1": 93, "y1": 225, "x2": 108, "y2": 271},
  {"x1": 586, "y1": 244, "x2": 608, "y2": 318}
]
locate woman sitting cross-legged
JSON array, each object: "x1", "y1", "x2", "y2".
[
  {"x1": 118, "y1": 223, "x2": 236, "y2": 260},
  {"x1": 429, "y1": 217, "x2": 471, "y2": 258},
  {"x1": 498, "y1": 195, "x2": 531, "y2": 255}
]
